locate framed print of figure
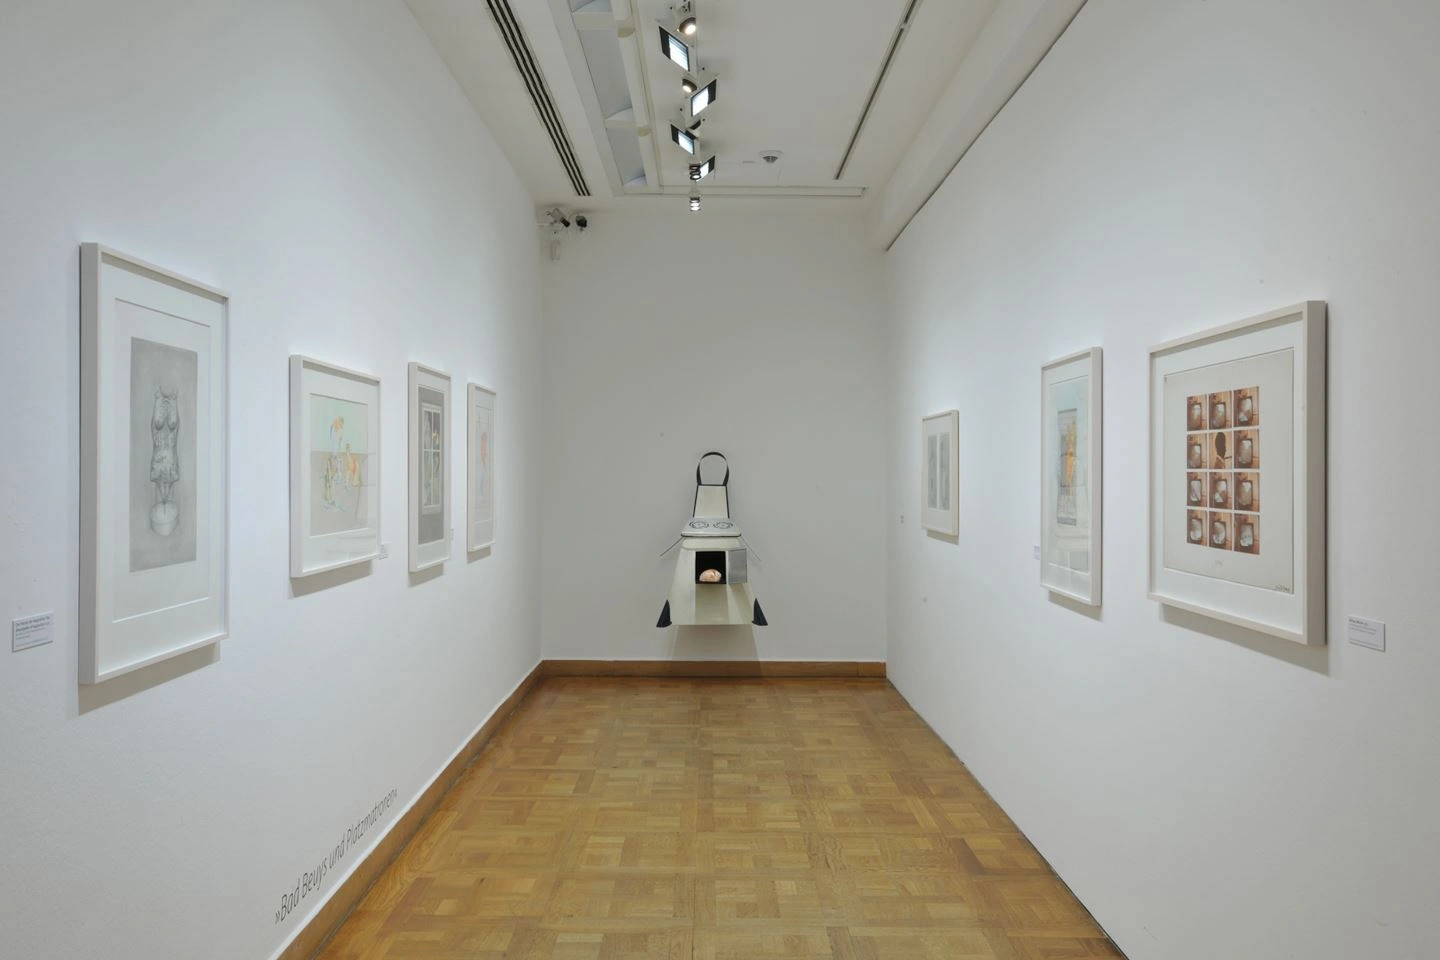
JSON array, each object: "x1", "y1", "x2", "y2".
[
  {"x1": 1041, "y1": 348, "x2": 1102, "y2": 605},
  {"x1": 921, "y1": 410, "x2": 959, "y2": 536},
  {"x1": 289, "y1": 357, "x2": 381, "y2": 577},
  {"x1": 1148, "y1": 301, "x2": 1326, "y2": 645},
  {"x1": 80, "y1": 244, "x2": 228, "y2": 683},
  {"x1": 466, "y1": 383, "x2": 495, "y2": 552},
  {"x1": 408, "y1": 362, "x2": 451, "y2": 572}
]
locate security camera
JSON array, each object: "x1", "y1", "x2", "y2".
[
  {"x1": 545, "y1": 207, "x2": 571, "y2": 229},
  {"x1": 759, "y1": 150, "x2": 783, "y2": 165},
  {"x1": 575, "y1": 215, "x2": 588, "y2": 231}
]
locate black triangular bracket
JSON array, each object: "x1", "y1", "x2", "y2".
[
  {"x1": 656, "y1": 601, "x2": 672, "y2": 628},
  {"x1": 751, "y1": 599, "x2": 768, "y2": 626}
]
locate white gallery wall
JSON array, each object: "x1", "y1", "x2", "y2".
[
  {"x1": 0, "y1": 3, "x2": 542, "y2": 958},
  {"x1": 540, "y1": 210, "x2": 887, "y2": 662},
  {"x1": 885, "y1": 1, "x2": 1440, "y2": 958}
]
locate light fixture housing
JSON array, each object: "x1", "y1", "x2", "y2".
[
  {"x1": 689, "y1": 78, "x2": 717, "y2": 116},
  {"x1": 681, "y1": 76, "x2": 697, "y2": 96},
  {"x1": 689, "y1": 188, "x2": 702, "y2": 212},
  {"x1": 689, "y1": 155, "x2": 715, "y2": 181},
  {"x1": 680, "y1": 15, "x2": 697, "y2": 35},
  {"x1": 658, "y1": 26, "x2": 690, "y2": 71},
  {"x1": 669, "y1": 123, "x2": 697, "y2": 155}
]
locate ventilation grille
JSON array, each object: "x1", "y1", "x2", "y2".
[
  {"x1": 834, "y1": 0, "x2": 923, "y2": 180},
  {"x1": 486, "y1": 0, "x2": 591, "y2": 197}
]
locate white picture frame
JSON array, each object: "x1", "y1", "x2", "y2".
[
  {"x1": 1041, "y1": 348, "x2": 1103, "y2": 605},
  {"x1": 921, "y1": 410, "x2": 959, "y2": 536},
  {"x1": 1148, "y1": 301, "x2": 1326, "y2": 645},
  {"x1": 289, "y1": 356, "x2": 381, "y2": 577},
  {"x1": 80, "y1": 244, "x2": 228, "y2": 683},
  {"x1": 408, "y1": 362, "x2": 452, "y2": 572},
  {"x1": 466, "y1": 383, "x2": 496, "y2": 552}
]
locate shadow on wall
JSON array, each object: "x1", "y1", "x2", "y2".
[
  {"x1": 290, "y1": 559, "x2": 372, "y2": 598},
  {"x1": 77, "y1": 643, "x2": 220, "y2": 715},
  {"x1": 671, "y1": 625, "x2": 759, "y2": 661},
  {"x1": 1159, "y1": 605, "x2": 1330, "y2": 676}
]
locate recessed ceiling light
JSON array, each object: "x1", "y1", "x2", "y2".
[
  {"x1": 689, "y1": 155, "x2": 715, "y2": 181},
  {"x1": 658, "y1": 26, "x2": 690, "y2": 72},
  {"x1": 681, "y1": 77, "x2": 697, "y2": 96},
  {"x1": 669, "y1": 124, "x2": 697, "y2": 155},
  {"x1": 689, "y1": 79, "x2": 717, "y2": 116},
  {"x1": 680, "y1": 16, "x2": 697, "y2": 35}
]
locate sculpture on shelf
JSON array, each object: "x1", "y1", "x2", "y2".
[{"x1": 656, "y1": 452, "x2": 767, "y2": 628}]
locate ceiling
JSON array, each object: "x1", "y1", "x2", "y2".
[{"x1": 407, "y1": 0, "x2": 1074, "y2": 219}]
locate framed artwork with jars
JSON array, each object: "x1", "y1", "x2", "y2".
[{"x1": 1148, "y1": 301, "x2": 1326, "y2": 645}]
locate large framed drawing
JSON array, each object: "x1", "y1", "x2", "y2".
[
  {"x1": 1041, "y1": 348, "x2": 1102, "y2": 605},
  {"x1": 921, "y1": 410, "x2": 959, "y2": 536},
  {"x1": 408, "y1": 362, "x2": 451, "y2": 572},
  {"x1": 466, "y1": 383, "x2": 496, "y2": 552},
  {"x1": 1149, "y1": 301, "x2": 1326, "y2": 645},
  {"x1": 80, "y1": 244, "x2": 228, "y2": 683},
  {"x1": 289, "y1": 357, "x2": 381, "y2": 577}
]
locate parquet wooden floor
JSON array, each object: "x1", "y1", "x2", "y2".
[{"x1": 318, "y1": 678, "x2": 1122, "y2": 960}]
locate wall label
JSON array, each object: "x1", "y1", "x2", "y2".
[
  {"x1": 272, "y1": 787, "x2": 399, "y2": 926},
  {"x1": 12, "y1": 612, "x2": 54, "y2": 652},
  {"x1": 1346, "y1": 616, "x2": 1386, "y2": 652}
]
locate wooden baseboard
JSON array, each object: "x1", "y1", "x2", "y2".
[
  {"x1": 542, "y1": 659, "x2": 886, "y2": 679},
  {"x1": 278, "y1": 660, "x2": 545, "y2": 960},
  {"x1": 279, "y1": 657, "x2": 886, "y2": 958}
]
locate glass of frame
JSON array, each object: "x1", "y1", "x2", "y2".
[
  {"x1": 466, "y1": 383, "x2": 496, "y2": 553},
  {"x1": 80, "y1": 244, "x2": 228, "y2": 683},
  {"x1": 1041, "y1": 348, "x2": 1102, "y2": 605},
  {"x1": 289, "y1": 356, "x2": 381, "y2": 577},
  {"x1": 921, "y1": 410, "x2": 959, "y2": 536},
  {"x1": 1148, "y1": 301, "x2": 1326, "y2": 645},
  {"x1": 408, "y1": 362, "x2": 452, "y2": 572}
]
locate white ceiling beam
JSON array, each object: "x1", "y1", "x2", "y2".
[
  {"x1": 604, "y1": 107, "x2": 637, "y2": 129},
  {"x1": 616, "y1": 23, "x2": 660, "y2": 191},
  {"x1": 572, "y1": 0, "x2": 615, "y2": 31},
  {"x1": 872, "y1": 0, "x2": 1088, "y2": 249}
]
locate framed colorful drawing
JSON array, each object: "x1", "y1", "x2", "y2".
[
  {"x1": 1148, "y1": 301, "x2": 1326, "y2": 644},
  {"x1": 1041, "y1": 348, "x2": 1102, "y2": 605},
  {"x1": 408, "y1": 362, "x2": 452, "y2": 572},
  {"x1": 289, "y1": 357, "x2": 381, "y2": 577},
  {"x1": 80, "y1": 244, "x2": 228, "y2": 683},
  {"x1": 921, "y1": 410, "x2": 959, "y2": 536},
  {"x1": 466, "y1": 383, "x2": 495, "y2": 552}
]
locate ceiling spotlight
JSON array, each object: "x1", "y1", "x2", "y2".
[
  {"x1": 680, "y1": 16, "x2": 697, "y2": 35},
  {"x1": 669, "y1": 123, "x2": 696, "y2": 155},
  {"x1": 658, "y1": 26, "x2": 690, "y2": 72},
  {"x1": 681, "y1": 77, "x2": 697, "y2": 96},
  {"x1": 689, "y1": 188, "x2": 702, "y2": 212},
  {"x1": 689, "y1": 155, "x2": 715, "y2": 181},
  {"x1": 689, "y1": 78, "x2": 717, "y2": 116}
]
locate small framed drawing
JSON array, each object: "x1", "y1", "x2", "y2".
[
  {"x1": 80, "y1": 244, "x2": 228, "y2": 684},
  {"x1": 1041, "y1": 348, "x2": 1102, "y2": 605},
  {"x1": 467, "y1": 383, "x2": 496, "y2": 552},
  {"x1": 289, "y1": 357, "x2": 381, "y2": 577},
  {"x1": 1148, "y1": 301, "x2": 1326, "y2": 645},
  {"x1": 921, "y1": 410, "x2": 959, "y2": 536},
  {"x1": 408, "y1": 362, "x2": 452, "y2": 572}
]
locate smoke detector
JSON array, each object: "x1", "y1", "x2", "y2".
[{"x1": 758, "y1": 149, "x2": 783, "y2": 164}]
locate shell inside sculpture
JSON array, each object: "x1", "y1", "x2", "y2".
[{"x1": 698, "y1": 569, "x2": 722, "y2": 583}]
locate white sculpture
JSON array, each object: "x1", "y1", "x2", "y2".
[{"x1": 657, "y1": 452, "x2": 767, "y2": 628}]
